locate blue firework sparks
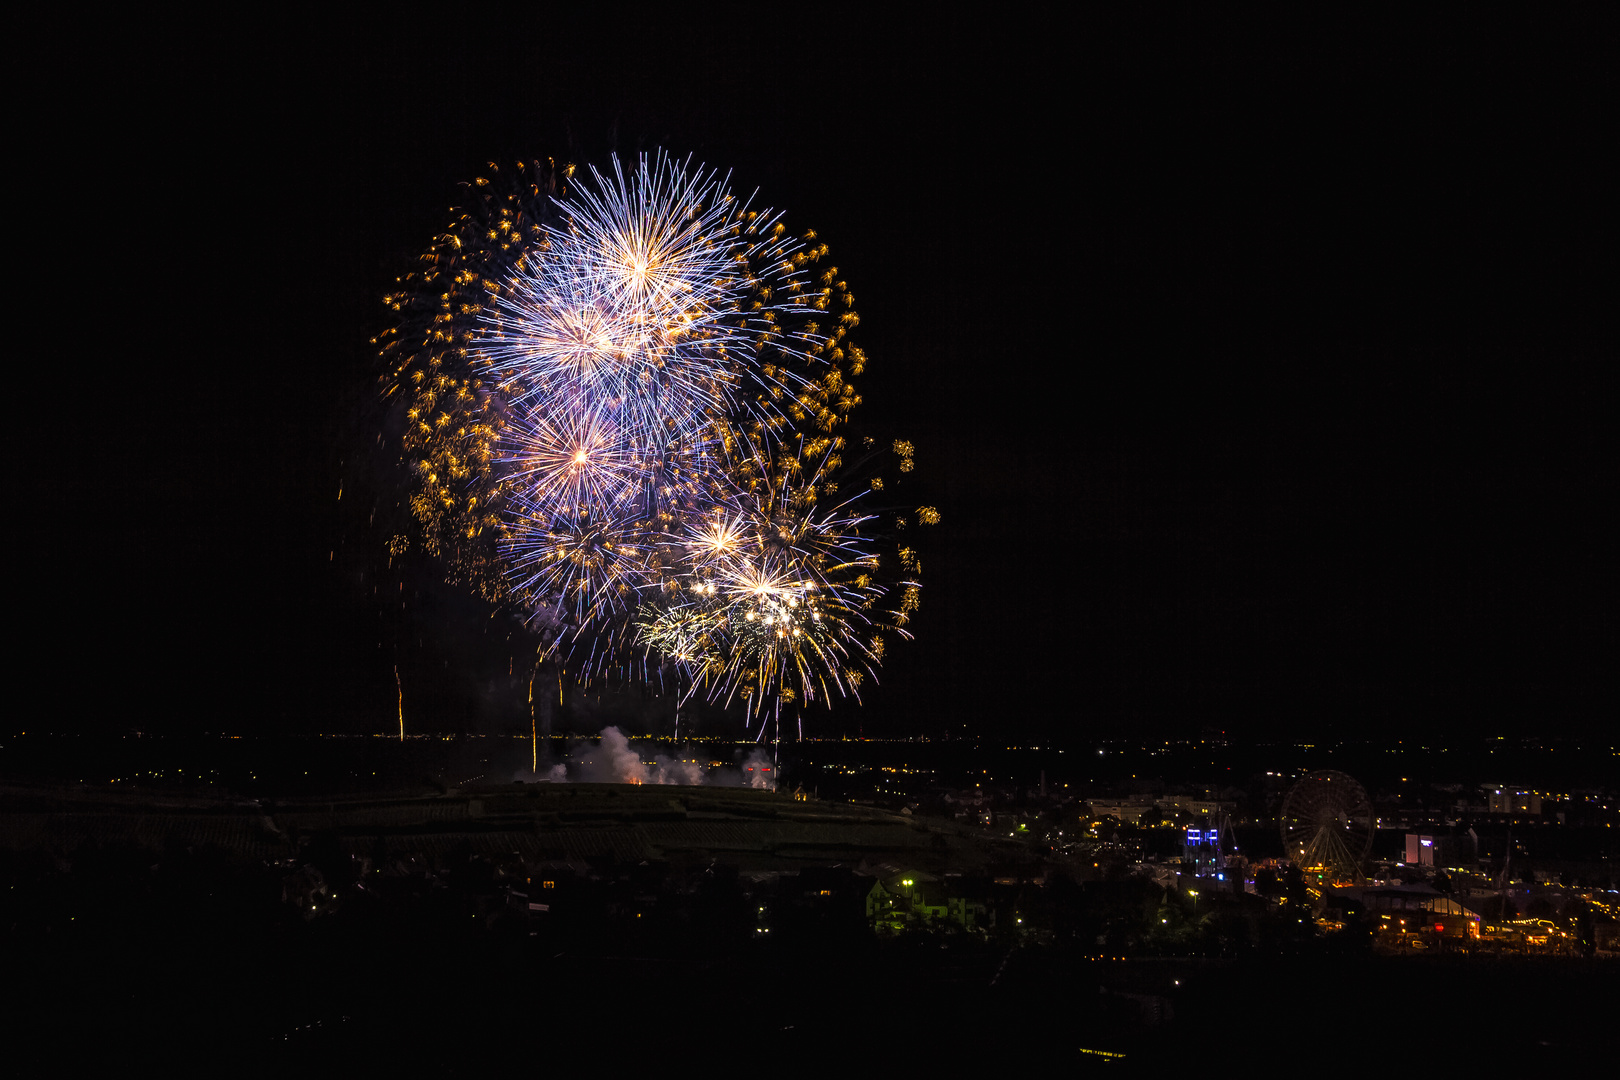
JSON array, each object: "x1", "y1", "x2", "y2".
[{"x1": 381, "y1": 151, "x2": 932, "y2": 725}]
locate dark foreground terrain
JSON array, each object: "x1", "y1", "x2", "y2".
[
  {"x1": 10, "y1": 916, "x2": 1609, "y2": 1072},
  {"x1": 4, "y1": 779, "x2": 1610, "y2": 1072}
]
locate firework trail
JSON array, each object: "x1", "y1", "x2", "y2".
[{"x1": 381, "y1": 151, "x2": 934, "y2": 729}]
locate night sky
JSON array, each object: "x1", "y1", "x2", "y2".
[{"x1": 25, "y1": 13, "x2": 1611, "y2": 745}]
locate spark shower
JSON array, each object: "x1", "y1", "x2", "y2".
[{"x1": 379, "y1": 151, "x2": 932, "y2": 729}]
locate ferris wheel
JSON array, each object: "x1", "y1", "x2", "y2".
[{"x1": 1279, "y1": 770, "x2": 1374, "y2": 883}]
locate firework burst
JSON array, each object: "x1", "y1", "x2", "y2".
[{"x1": 381, "y1": 150, "x2": 931, "y2": 729}]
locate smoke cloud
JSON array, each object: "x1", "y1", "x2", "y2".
[{"x1": 521, "y1": 727, "x2": 776, "y2": 789}]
